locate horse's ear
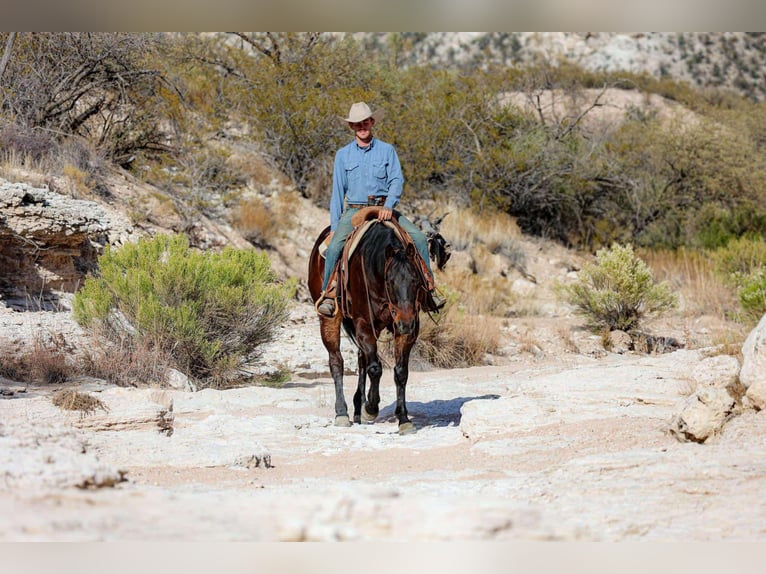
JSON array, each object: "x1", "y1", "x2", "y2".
[{"x1": 405, "y1": 243, "x2": 416, "y2": 258}]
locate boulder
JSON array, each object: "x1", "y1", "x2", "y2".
[
  {"x1": 740, "y1": 314, "x2": 766, "y2": 411},
  {"x1": 668, "y1": 386, "x2": 738, "y2": 443}
]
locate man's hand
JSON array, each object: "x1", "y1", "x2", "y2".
[{"x1": 377, "y1": 208, "x2": 393, "y2": 222}]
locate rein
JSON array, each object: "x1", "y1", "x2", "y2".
[
  {"x1": 360, "y1": 250, "x2": 384, "y2": 340},
  {"x1": 361, "y1": 241, "x2": 412, "y2": 341}
]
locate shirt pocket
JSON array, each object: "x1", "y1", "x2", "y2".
[
  {"x1": 373, "y1": 163, "x2": 388, "y2": 181},
  {"x1": 345, "y1": 162, "x2": 360, "y2": 184}
]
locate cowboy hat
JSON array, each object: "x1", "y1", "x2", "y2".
[{"x1": 340, "y1": 102, "x2": 384, "y2": 123}]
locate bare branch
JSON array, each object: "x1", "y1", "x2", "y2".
[{"x1": 0, "y1": 32, "x2": 17, "y2": 82}]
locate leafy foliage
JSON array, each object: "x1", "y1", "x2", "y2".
[
  {"x1": 709, "y1": 236, "x2": 766, "y2": 321},
  {"x1": 710, "y1": 235, "x2": 766, "y2": 284},
  {"x1": 558, "y1": 243, "x2": 677, "y2": 332},
  {"x1": 738, "y1": 270, "x2": 766, "y2": 321},
  {"x1": 206, "y1": 32, "x2": 378, "y2": 195},
  {"x1": 73, "y1": 234, "x2": 296, "y2": 386}
]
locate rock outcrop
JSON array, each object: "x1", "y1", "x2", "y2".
[
  {"x1": 741, "y1": 313, "x2": 766, "y2": 410},
  {"x1": 0, "y1": 179, "x2": 137, "y2": 308}
]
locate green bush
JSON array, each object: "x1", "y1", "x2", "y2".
[
  {"x1": 73, "y1": 234, "x2": 296, "y2": 387},
  {"x1": 738, "y1": 269, "x2": 766, "y2": 321},
  {"x1": 557, "y1": 243, "x2": 677, "y2": 333},
  {"x1": 710, "y1": 235, "x2": 766, "y2": 285}
]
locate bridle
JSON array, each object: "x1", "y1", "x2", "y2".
[{"x1": 359, "y1": 241, "x2": 420, "y2": 341}]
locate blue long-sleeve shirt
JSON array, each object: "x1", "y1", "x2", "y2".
[{"x1": 329, "y1": 137, "x2": 404, "y2": 231}]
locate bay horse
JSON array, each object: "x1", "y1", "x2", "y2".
[{"x1": 307, "y1": 210, "x2": 431, "y2": 435}]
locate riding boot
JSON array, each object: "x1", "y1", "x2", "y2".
[
  {"x1": 316, "y1": 286, "x2": 338, "y2": 317},
  {"x1": 427, "y1": 289, "x2": 446, "y2": 312}
]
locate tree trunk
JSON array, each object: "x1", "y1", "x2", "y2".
[{"x1": 0, "y1": 32, "x2": 17, "y2": 83}]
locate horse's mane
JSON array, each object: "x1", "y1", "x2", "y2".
[{"x1": 358, "y1": 222, "x2": 406, "y2": 276}]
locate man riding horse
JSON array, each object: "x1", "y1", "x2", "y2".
[{"x1": 316, "y1": 101, "x2": 446, "y2": 317}]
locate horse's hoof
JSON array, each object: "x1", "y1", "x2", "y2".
[
  {"x1": 361, "y1": 405, "x2": 377, "y2": 424},
  {"x1": 335, "y1": 415, "x2": 352, "y2": 427},
  {"x1": 398, "y1": 422, "x2": 416, "y2": 435}
]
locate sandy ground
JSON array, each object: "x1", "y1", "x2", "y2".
[{"x1": 2, "y1": 302, "x2": 765, "y2": 542}]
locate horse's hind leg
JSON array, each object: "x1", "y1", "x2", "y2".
[
  {"x1": 320, "y1": 316, "x2": 350, "y2": 427},
  {"x1": 353, "y1": 349, "x2": 367, "y2": 424}
]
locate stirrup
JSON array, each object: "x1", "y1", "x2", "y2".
[
  {"x1": 315, "y1": 287, "x2": 338, "y2": 317},
  {"x1": 428, "y1": 290, "x2": 446, "y2": 312},
  {"x1": 316, "y1": 297, "x2": 337, "y2": 317}
]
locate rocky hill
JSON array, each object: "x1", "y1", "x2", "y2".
[{"x1": 358, "y1": 32, "x2": 766, "y2": 101}]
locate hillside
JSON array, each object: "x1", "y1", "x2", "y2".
[{"x1": 358, "y1": 32, "x2": 766, "y2": 101}]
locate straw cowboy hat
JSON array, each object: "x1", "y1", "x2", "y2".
[{"x1": 340, "y1": 102, "x2": 384, "y2": 123}]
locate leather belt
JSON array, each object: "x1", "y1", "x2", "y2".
[{"x1": 348, "y1": 196, "x2": 386, "y2": 209}]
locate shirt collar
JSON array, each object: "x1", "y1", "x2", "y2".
[{"x1": 354, "y1": 137, "x2": 375, "y2": 151}]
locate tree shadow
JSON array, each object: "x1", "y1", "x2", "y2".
[{"x1": 377, "y1": 394, "x2": 501, "y2": 428}]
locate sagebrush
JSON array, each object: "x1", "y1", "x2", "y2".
[
  {"x1": 557, "y1": 243, "x2": 677, "y2": 333},
  {"x1": 73, "y1": 233, "x2": 296, "y2": 387}
]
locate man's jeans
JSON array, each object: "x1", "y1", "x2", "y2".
[{"x1": 321, "y1": 208, "x2": 433, "y2": 292}]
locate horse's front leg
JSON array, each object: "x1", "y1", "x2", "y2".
[
  {"x1": 393, "y1": 334, "x2": 417, "y2": 435},
  {"x1": 357, "y1": 329, "x2": 381, "y2": 424},
  {"x1": 353, "y1": 348, "x2": 367, "y2": 424},
  {"x1": 320, "y1": 316, "x2": 350, "y2": 427}
]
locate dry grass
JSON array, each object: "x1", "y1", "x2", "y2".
[
  {"x1": 81, "y1": 330, "x2": 174, "y2": 388},
  {"x1": 233, "y1": 191, "x2": 299, "y2": 246},
  {"x1": 641, "y1": 247, "x2": 738, "y2": 319},
  {"x1": 234, "y1": 196, "x2": 277, "y2": 244},
  {"x1": 0, "y1": 331, "x2": 78, "y2": 384},
  {"x1": 61, "y1": 163, "x2": 91, "y2": 196},
  {"x1": 230, "y1": 152, "x2": 286, "y2": 188},
  {"x1": 557, "y1": 326, "x2": 579, "y2": 354},
  {"x1": 416, "y1": 307, "x2": 502, "y2": 368},
  {"x1": 51, "y1": 389, "x2": 108, "y2": 417},
  {"x1": 439, "y1": 267, "x2": 515, "y2": 316},
  {"x1": 0, "y1": 150, "x2": 52, "y2": 187},
  {"x1": 440, "y1": 205, "x2": 521, "y2": 253}
]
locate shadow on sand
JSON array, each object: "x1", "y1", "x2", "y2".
[{"x1": 376, "y1": 394, "x2": 501, "y2": 428}]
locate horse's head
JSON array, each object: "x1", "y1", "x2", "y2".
[{"x1": 383, "y1": 241, "x2": 421, "y2": 336}]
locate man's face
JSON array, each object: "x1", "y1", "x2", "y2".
[{"x1": 349, "y1": 117, "x2": 374, "y2": 140}]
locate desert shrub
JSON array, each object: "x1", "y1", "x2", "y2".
[
  {"x1": 0, "y1": 122, "x2": 58, "y2": 163},
  {"x1": 557, "y1": 243, "x2": 677, "y2": 332},
  {"x1": 80, "y1": 327, "x2": 175, "y2": 387},
  {"x1": 233, "y1": 192, "x2": 300, "y2": 247},
  {"x1": 710, "y1": 235, "x2": 766, "y2": 285},
  {"x1": 0, "y1": 332, "x2": 78, "y2": 384},
  {"x1": 73, "y1": 233, "x2": 296, "y2": 387},
  {"x1": 709, "y1": 236, "x2": 766, "y2": 321},
  {"x1": 738, "y1": 272, "x2": 766, "y2": 322},
  {"x1": 234, "y1": 197, "x2": 277, "y2": 246},
  {"x1": 416, "y1": 306, "x2": 501, "y2": 368},
  {"x1": 738, "y1": 269, "x2": 766, "y2": 321},
  {"x1": 0, "y1": 33, "x2": 175, "y2": 166},
  {"x1": 694, "y1": 204, "x2": 766, "y2": 249},
  {"x1": 216, "y1": 33, "x2": 377, "y2": 195}
]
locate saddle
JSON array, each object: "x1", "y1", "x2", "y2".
[{"x1": 323, "y1": 207, "x2": 434, "y2": 317}]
